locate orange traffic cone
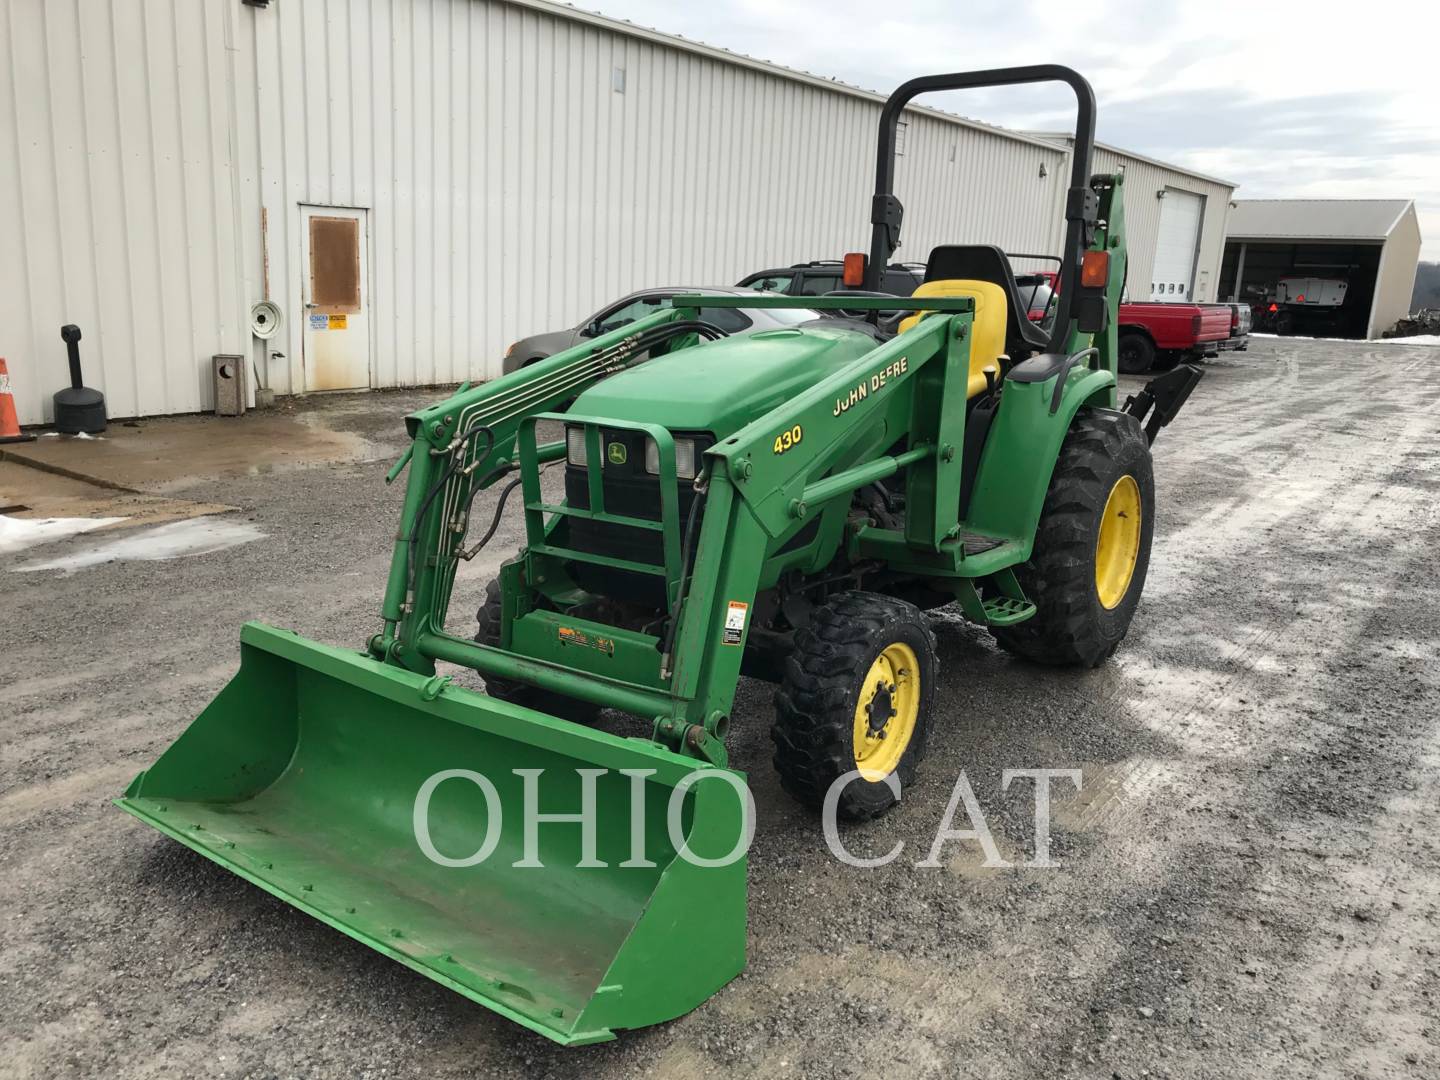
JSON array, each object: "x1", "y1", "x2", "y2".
[{"x1": 0, "y1": 357, "x2": 36, "y2": 444}]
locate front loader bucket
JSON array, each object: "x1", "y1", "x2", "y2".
[{"x1": 117, "y1": 622, "x2": 748, "y2": 1045}]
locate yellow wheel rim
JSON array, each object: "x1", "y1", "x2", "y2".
[
  {"x1": 852, "y1": 642, "x2": 921, "y2": 780},
  {"x1": 1095, "y1": 474, "x2": 1142, "y2": 609}
]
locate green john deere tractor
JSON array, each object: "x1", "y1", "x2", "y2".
[{"x1": 118, "y1": 65, "x2": 1201, "y2": 1044}]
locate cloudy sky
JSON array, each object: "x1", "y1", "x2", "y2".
[{"x1": 585, "y1": 0, "x2": 1438, "y2": 259}]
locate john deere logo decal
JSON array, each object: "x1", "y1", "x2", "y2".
[{"x1": 607, "y1": 441, "x2": 627, "y2": 465}]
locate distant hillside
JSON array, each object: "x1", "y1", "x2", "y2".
[{"x1": 1413, "y1": 262, "x2": 1440, "y2": 311}]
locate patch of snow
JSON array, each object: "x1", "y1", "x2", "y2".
[
  {"x1": 13, "y1": 516, "x2": 265, "y2": 573},
  {"x1": 0, "y1": 514, "x2": 125, "y2": 556},
  {"x1": 1251, "y1": 332, "x2": 1440, "y2": 346},
  {"x1": 1250, "y1": 332, "x2": 1352, "y2": 343}
]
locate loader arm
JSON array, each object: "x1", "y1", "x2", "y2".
[
  {"x1": 370, "y1": 305, "x2": 687, "y2": 664},
  {"x1": 692, "y1": 295, "x2": 973, "y2": 549},
  {"x1": 371, "y1": 293, "x2": 979, "y2": 767}
]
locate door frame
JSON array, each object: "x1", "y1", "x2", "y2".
[{"x1": 297, "y1": 203, "x2": 374, "y2": 392}]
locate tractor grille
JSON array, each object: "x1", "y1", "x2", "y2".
[{"x1": 562, "y1": 428, "x2": 706, "y2": 608}]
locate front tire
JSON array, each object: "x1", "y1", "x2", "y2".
[
  {"x1": 991, "y1": 408, "x2": 1154, "y2": 667},
  {"x1": 772, "y1": 592, "x2": 937, "y2": 820}
]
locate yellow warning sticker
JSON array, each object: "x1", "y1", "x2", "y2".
[
  {"x1": 328, "y1": 314, "x2": 348, "y2": 329},
  {"x1": 558, "y1": 625, "x2": 615, "y2": 655},
  {"x1": 721, "y1": 600, "x2": 749, "y2": 646}
]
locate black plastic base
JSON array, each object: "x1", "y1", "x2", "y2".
[{"x1": 53, "y1": 386, "x2": 107, "y2": 435}]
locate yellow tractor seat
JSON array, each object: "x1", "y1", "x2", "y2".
[{"x1": 898, "y1": 279, "x2": 1008, "y2": 399}]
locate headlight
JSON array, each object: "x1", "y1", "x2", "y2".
[
  {"x1": 645, "y1": 437, "x2": 697, "y2": 480},
  {"x1": 566, "y1": 426, "x2": 588, "y2": 467}
]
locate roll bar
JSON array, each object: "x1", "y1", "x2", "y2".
[{"x1": 864, "y1": 65, "x2": 1099, "y2": 352}]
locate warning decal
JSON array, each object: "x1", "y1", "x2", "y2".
[
  {"x1": 721, "y1": 600, "x2": 749, "y2": 646},
  {"x1": 329, "y1": 314, "x2": 348, "y2": 329},
  {"x1": 558, "y1": 625, "x2": 616, "y2": 655}
]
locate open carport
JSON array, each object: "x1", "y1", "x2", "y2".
[{"x1": 1221, "y1": 199, "x2": 1422, "y2": 339}]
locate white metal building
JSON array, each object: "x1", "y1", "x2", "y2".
[
  {"x1": 1, "y1": 0, "x2": 1230, "y2": 426},
  {"x1": 1024, "y1": 135, "x2": 1235, "y2": 304},
  {"x1": 1222, "y1": 199, "x2": 1422, "y2": 339}
]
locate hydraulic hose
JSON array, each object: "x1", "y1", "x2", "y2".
[
  {"x1": 659, "y1": 482, "x2": 708, "y2": 680},
  {"x1": 405, "y1": 424, "x2": 493, "y2": 612},
  {"x1": 407, "y1": 318, "x2": 730, "y2": 620},
  {"x1": 443, "y1": 317, "x2": 730, "y2": 566},
  {"x1": 461, "y1": 319, "x2": 730, "y2": 434}
]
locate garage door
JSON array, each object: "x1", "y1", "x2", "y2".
[{"x1": 1150, "y1": 189, "x2": 1204, "y2": 300}]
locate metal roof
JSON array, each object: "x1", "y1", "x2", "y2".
[
  {"x1": 1024, "y1": 132, "x2": 1237, "y2": 189},
  {"x1": 508, "y1": 0, "x2": 1093, "y2": 153},
  {"x1": 1226, "y1": 199, "x2": 1415, "y2": 242}
]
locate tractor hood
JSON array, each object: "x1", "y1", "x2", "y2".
[{"x1": 568, "y1": 325, "x2": 877, "y2": 436}]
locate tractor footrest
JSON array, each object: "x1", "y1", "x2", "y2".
[
  {"x1": 981, "y1": 596, "x2": 1035, "y2": 625},
  {"x1": 958, "y1": 532, "x2": 1006, "y2": 555}
]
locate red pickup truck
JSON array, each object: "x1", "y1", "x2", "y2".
[
  {"x1": 1013, "y1": 264, "x2": 1231, "y2": 374},
  {"x1": 1115, "y1": 303, "x2": 1231, "y2": 373}
]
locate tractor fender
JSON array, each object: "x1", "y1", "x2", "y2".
[{"x1": 963, "y1": 365, "x2": 1116, "y2": 561}]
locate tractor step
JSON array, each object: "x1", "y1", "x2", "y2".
[
  {"x1": 980, "y1": 596, "x2": 1036, "y2": 626},
  {"x1": 957, "y1": 532, "x2": 1006, "y2": 555}
]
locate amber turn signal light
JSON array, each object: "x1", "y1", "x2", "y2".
[
  {"x1": 1080, "y1": 250, "x2": 1109, "y2": 289},
  {"x1": 842, "y1": 252, "x2": 867, "y2": 287}
]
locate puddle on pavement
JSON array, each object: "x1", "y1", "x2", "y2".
[
  {"x1": 3, "y1": 410, "x2": 375, "y2": 494},
  {"x1": 0, "y1": 460, "x2": 235, "y2": 535},
  {"x1": 13, "y1": 516, "x2": 265, "y2": 573}
]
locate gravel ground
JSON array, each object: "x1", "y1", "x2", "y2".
[{"x1": 3, "y1": 337, "x2": 1438, "y2": 1079}]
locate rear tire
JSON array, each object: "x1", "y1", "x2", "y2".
[
  {"x1": 772, "y1": 592, "x2": 936, "y2": 820},
  {"x1": 1117, "y1": 331, "x2": 1155, "y2": 374},
  {"x1": 475, "y1": 579, "x2": 603, "y2": 725},
  {"x1": 991, "y1": 408, "x2": 1153, "y2": 668}
]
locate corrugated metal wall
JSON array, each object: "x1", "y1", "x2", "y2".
[
  {"x1": 1370, "y1": 204, "x2": 1421, "y2": 337},
  {"x1": 0, "y1": 0, "x2": 1072, "y2": 425},
  {"x1": 1090, "y1": 146, "x2": 1234, "y2": 304},
  {"x1": 249, "y1": 0, "x2": 1068, "y2": 398},
  {"x1": 0, "y1": 0, "x2": 249, "y2": 426}
]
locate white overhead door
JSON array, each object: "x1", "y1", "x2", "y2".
[{"x1": 1150, "y1": 190, "x2": 1204, "y2": 301}]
